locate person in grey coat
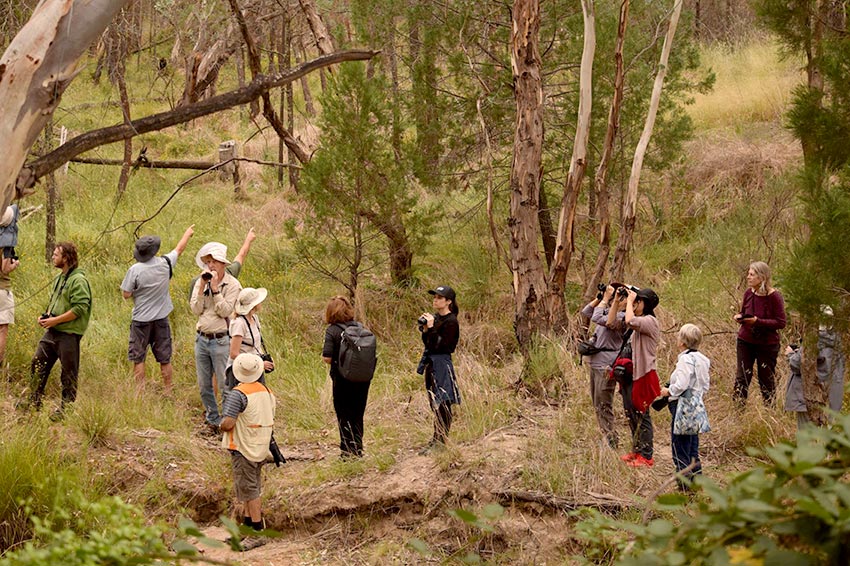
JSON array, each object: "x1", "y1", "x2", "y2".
[{"x1": 785, "y1": 307, "x2": 845, "y2": 429}]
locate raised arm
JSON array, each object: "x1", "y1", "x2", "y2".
[
  {"x1": 173, "y1": 224, "x2": 195, "y2": 256},
  {"x1": 233, "y1": 228, "x2": 256, "y2": 265}
]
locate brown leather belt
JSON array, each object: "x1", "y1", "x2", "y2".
[{"x1": 197, "y1": 330, "x2": 228, "y2": 339}]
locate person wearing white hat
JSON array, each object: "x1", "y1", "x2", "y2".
[
  {"x1": 220, "y1": 353, "x2": 276, "y2": 550},
  {"x1": 186, "y1": 228, "x2": 256, "y2": 302},
  {"x1": 190, "y1": 242, "x2": 242, "y2": 432},
  {"x1": 227, "y1": 287, "x2": 274, "y2": 388}
]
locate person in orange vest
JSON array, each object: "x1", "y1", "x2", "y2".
[{"x1": 220, "y1": 353, "x2": 275, "y2": 551}]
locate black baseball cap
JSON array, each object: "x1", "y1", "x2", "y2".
[
  {"x1": 428, "y1": 285, "x2": 456, "y2": 301},
  {"x1": 635, "y1": 287, "x2": 659, "y2": 312}
]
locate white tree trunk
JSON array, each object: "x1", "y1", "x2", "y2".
[
  {"x1": 611, "y1": 0, "x2": 682, "y2": 280},
  {"x1": 547, "y1": 0, "x2": 595, "y2": 326},
  {"x1": 0, "y1": 0, "x2": 129, "y2": 209}
]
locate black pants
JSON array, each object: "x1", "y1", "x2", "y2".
[
  {"x1": 734, "y1": 339, "x2": 780, "y2": 406},
  {"x1": 620, "y1": 380, "x2": 653, "y2": 459},
  {"x1": 332, "y1": 376, "x2": 371, "y2": 456},
  {"x1": 30, "y1": 329, "x2": 82, "y2": 409}
]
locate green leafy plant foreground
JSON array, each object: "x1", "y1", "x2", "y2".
[{"x1": 574, "y1": 413, "x2": 850, "y2": 565}]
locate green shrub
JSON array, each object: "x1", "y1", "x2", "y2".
[{"x1": 573, "y1": 413, "x2": 850, "y2": 564}]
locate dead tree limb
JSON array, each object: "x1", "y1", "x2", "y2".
[
  {"x1": 16, "y1": 49, "x2": 377, "y2": 194},
  {"x1": 494, "y1": 489, "x2": 631, "y2": 514}
]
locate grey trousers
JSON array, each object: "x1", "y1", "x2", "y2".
[{"x1": 590, "y1": 367, "x2": 618, "y2": 448}]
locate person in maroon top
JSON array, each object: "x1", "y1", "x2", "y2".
[{"x1": 733, "y1": 261, "x2": 786, "y2": 407}]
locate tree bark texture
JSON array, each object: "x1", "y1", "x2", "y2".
[
  {"x1": 509, "y1": 0, "x2": 551, "y2": 352},
  {"x1": 584, "y1": 0, "x2": 629, "y2": 301},
  {"x1": 611, "y1": 0, "x2": 682, "y2": 282},
  {"x1": 227, "y1": 0, "x2": 311, "y2": 166},
  {"x1": 0, "y1": 0, "x2": 130, "y2": 210},
  {"x1": 298, "y1": 0, "x2": 335, "y2": 59},
  {"x1": 547, "y1": 0, "x2": 596, "y2": 328},
  {"x1": 17, "y1": 49, "x2": 376, "y2": 193},
  {"x1": 44, "y1": 119, "x2": 57, "y2": 262},
  {"x1": 801, "y1": 325, "x2": 829, "y2": 426}
]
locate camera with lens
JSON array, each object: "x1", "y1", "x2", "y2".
[
  {"x1": 417, "y1": 315, "x2": 429, "y2": 328},
  {"x1": 260, "y1": 353, "x2": 274, "y2": 373},
  {"x1": 201, "y1": 271, "x2": 213, "y2": 281},
  {"x1": 39, "y1": 312, "x2": 52, "y2": 320},
  {"x1": 3, "y1": 247, "x2": 18, "y2": 261}
]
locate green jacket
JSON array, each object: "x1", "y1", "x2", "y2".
[{"x1": 47, "y1": 268, "x2": 92, "y2": 335}]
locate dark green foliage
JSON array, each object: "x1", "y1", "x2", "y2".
[
  {"x1": 291, "y1": 62, "x2": 433, "y2": 291},
  {"x1": 573, "y1": 414, "x2": 850, "y2": 564}
]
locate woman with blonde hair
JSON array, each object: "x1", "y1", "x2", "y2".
[
  {"x1": 733, "y1": 261, "x2": 786, "y2": 406},
  {"x1": 322, "y1": 295, "x2": 370, "y2": 458}
]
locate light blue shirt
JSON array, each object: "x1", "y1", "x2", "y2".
[{"x1": 121, "y1": 250, "x2": 179, "y2": 322}]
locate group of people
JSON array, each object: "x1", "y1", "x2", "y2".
[
  {"x1": 6, "y1": 216, "x2": 462, "y2": 548},
  {"x1": 580, "y1": 260, "x2": 846, "y2": 490}
]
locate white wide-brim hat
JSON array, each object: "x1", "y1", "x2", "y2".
[
  {"x1": 195, "y1": 242, "x2": 231, "y2": 269},
  {"x1": 232, "y1": 353, "x2": 264, "y2": 383},
  {"x1": 235, "y1": 287, "x2": 268, "y2": 316}
]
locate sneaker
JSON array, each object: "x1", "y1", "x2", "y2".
[
  {"x1": 418, "y1": 439, "x2": 444, "y2": 455},
  {"x1": 627, "y1": 454, "x2": 654, "y2": 467},
  {"x1": 239, "y1": 535, "x2": 267, "y2": 551},
  {"x1": 620, "y1": 452, "x2": 637, "y2": 462}
]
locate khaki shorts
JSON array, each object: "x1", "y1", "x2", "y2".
[
  {"x1": 0, "y1": 289, "x2": 14, "y2": 325},
  {"x1": 231, "y1": 451, "x2": 263, "y2": 501}
]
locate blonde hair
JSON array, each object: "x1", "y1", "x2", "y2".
[
  {"x1": 749, "y1": 261, "x2": 772, "y2": 295},
  {"x1": 678, "y1": 323, "x2": 703, "y2": 350}
]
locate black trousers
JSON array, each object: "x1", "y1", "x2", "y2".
[
  {"x1": 734, "y1": 339, "x2": 780, "y2": 406},
  {"x1": 332, "y1": 376, "x2": 371, "y2": 456},
  {"x1": 620, "y1": 379, "x2": 653, "y2": 459},
  {"x1": 30, "y1": 329, "x2": 82, "y2": 409}
]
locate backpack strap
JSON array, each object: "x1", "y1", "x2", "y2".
[{"x1": 162, "y1": 255, "x2": 172, "y2": 279}]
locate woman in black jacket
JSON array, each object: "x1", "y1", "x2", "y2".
[
  {"x1": 417, "y1": 285, "x2": 460, "y2": 452},
  {"x1": 322, "y1": 295, "x2": 370, "y2": 459}
]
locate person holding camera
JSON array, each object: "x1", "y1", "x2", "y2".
[
  {"x1": 187, "y1": 228, "x2": 256, "y2": 301},
  {"x1": 322, "y1": 295, "x2": 371, "y2": 459},
  {"x1": 24, "y1": 242, "x2": 92, "y2": 419},
  {"x1": 659, "y1": 323, "x2": 711, "y2": 488},
  {"x1": 191, "y1": 243, "x2": 242, "y2": 433},
  {"x1": 618, "y1": 286, "x2": 660, "y2": 467},
  {"x1": 733, "y1": 261, "x2": 786, "y2": 407},
  {"x1": 0, "y1": 205, "x2": 21, "y2": 367},
  {"x1": 120, "y1": 226, "x2": 194, "y2": 393},
  {"x1": 417, "y1": 285, "x2": 460, "y2": 453},
  {"x1": 219, "y1": 353, "x2": 275, "y2": 551},
  {"x1": 580, "y1": 284, "x2": 627, "y2": 448},
  {"x1": 228, "y1": 287, "x2": 273, "y2": 388}
]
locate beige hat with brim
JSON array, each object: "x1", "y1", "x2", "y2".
[
  {"x1": 195, "y1": 242, "x2": 230, "y2": 269},
  {"x1": 235, "y1": 287, "x2": 268, "y2": 316},
  {"x1": 232, "y1": 353, "x2": 264, "y2": 383}
]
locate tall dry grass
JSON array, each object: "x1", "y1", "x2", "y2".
[{"x1": 688, "y1": 39, "x2": 803, "y2": 130}]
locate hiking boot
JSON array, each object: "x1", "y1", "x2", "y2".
[
  {"x1": 620, "y1": 452, "x2": 637, "y2": 462},
  {"x1": 239, "y1": 535, "x2": 267, "y2": 551},
  {"x1": 627, "y1": 454, "x2": 654, "y2": 468}
]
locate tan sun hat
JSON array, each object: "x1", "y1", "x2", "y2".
[
  {"x1": 235, "y1": 287, "x2": 268, "y2": 316},
  {"x1": 195, "y1": 242, "x2": 230, "y2": 269},
  {"x1": 232, "y1": 353, "x2": 264, "y2": 383}
]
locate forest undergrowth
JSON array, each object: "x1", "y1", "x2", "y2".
[{"x1": 0, "y1": 37, "x2": 831, "y2": 565}]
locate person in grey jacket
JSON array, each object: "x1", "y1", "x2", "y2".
[
  {"x1": 580, "y1": 284, "x2": 627, "y2": 448},
  {"x1": 785, "y1": 306, "x2": 845, "y2": 429}
]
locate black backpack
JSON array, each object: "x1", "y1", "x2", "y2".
[{"x1": 336, "y1": 322, "x2": 377, "y2": 382}]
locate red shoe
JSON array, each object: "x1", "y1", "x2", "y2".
[
  {"x1": 620, "y1": 452, "x2": 638, "y2": 462},
  {"x1": 627, "y1": 454, "x2": 654, "y2": 467}
]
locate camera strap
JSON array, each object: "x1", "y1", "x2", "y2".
[
  {"x1": 614, "y1": 328, "x2": 634, "y2": 361},
  {"x1": 46, "y1": 268, "x2": 74, "y2": 316},
  {"x1": 240, "y1": 314, "x2": 266, "y2": 355}
]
